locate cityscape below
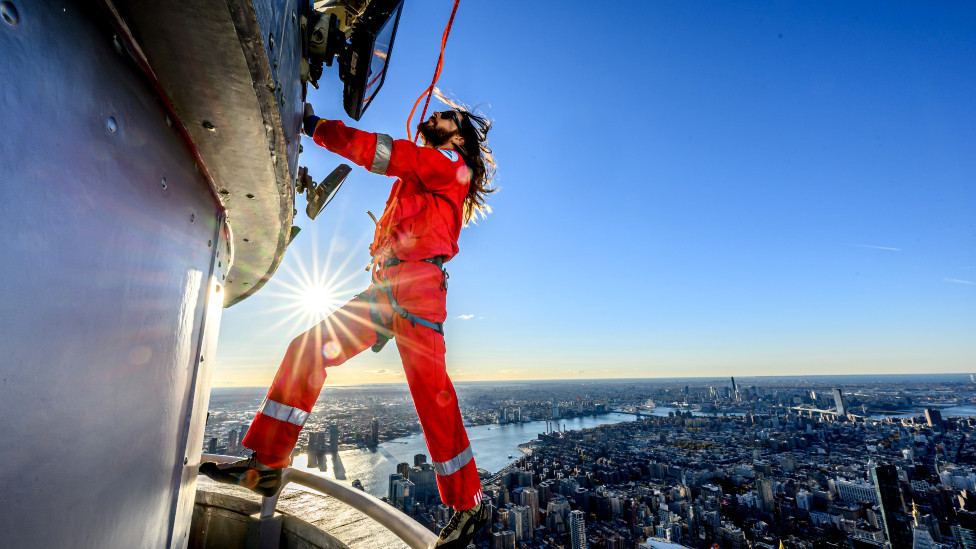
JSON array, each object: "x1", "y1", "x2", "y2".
[{"x1": 203, "y1": 373, "x2": 976, "y2": 549}]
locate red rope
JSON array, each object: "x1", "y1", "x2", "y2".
[{"x1": 406, "y1": 0, "x2": 461, "y2": 142}]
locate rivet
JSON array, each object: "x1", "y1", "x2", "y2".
[
  {"x1": 190, "y1": 213, "x2": 195, "y2": 223},
  {"x1": 222, "y1": 274, "x2": 226, "y2": 280},
  {"x1": 160, "y1": 177, "x2": 167, "y2": 189},
  {"x1": 292, "y1": 10, "x2": 296, "y2": 23},
  {"x1": 113, "y1": 35, "x2": 123, "y2": 54},
  {"x1": 1, "y1": 2, "x2": 19, "y2": 25},
  {"x1": 215, "y1": 284, "x2": 222, "y2": 293},
  {"x1": 218, "y1": 261, "x2": 222, "y2": 267},
  {"x1": 243, "y1": 238, "x2": 250, "y2": 242},
  {"x1": 246, "y1": 193, "x2": 255, "y2": 199},
  {"x1": 183, "y1": 456, "x2": 188, "y2": 465},
  {"x1": 202, "y1": 120, "x2": 215, "y2": 131},
  {"x1": 207, "y1": 239, "x2": 212, "y2": 247},
  {"x1": 106, "y1": 117, "x2": 118, "y2": 133},
  {"x1": 200, "y1": 355, "x2": 205, "y2": 362},
  {"x1": 269, "y1": 33, "x2": 274, "y2": 50},
  {"x1": 218, "y1": 188, "x2": 229, "y2": 195}
]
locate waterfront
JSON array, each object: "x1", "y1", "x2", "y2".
[
  {"x1": 294, "y1": 412, "x2": 638, "y2": 497},
  {"x1": 203, "y1": 380, "x2": 976, "y2": 501}
]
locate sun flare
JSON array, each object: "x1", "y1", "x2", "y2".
[
  {"x1": 257, "y1": 229, "x2": 371, "y2": 338},
  {"x1": 302, "y1": 285, "x2": 336, "y2": 317}
]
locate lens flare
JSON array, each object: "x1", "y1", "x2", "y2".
[
  {"x1": 436, "y1": 390, "x2": 453, "y2": 407},
  {"x1": 322, "y1": 341, "x2": 341, "y2": 360}
]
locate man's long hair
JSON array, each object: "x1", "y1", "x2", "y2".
[{"x1": 434, "y1": 90, "x2": 496, "y2": 226}]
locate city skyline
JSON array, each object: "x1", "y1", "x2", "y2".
[
  {"x1": 213, "y1": 0, "x2": 975, "y2": 387},
  {"x1": 201, "y1": 376, "x2": 976, "y2": 548}
]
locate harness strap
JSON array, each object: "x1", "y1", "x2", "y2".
[
  {"x1": 382, "y1": 255, "x2": 446, "y2": 269},
  {"x1": 366, "y1": 257, "x2": 446, "y2": 353},
  {"x1": 365, "y1": 290, "x2": 394, "y2": 353},
  {"x1": 378, "y1": 281, "x2": 444, "y2": 335}
]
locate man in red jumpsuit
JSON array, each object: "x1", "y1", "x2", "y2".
[{"x1": 202, "y1": 100, "x2": 495, "y2": 548}]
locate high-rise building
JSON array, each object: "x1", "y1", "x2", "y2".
[
  {"x1": 836, "y1": 478, "x2": 879, "y2": 504},
  {"x1": 509, "y1": 505, "x2": 531, "y2": 542},
  {"x1": 872, "y1": 464, "x2": 913, "y2": 549},
  {"x1": 546, "y1": 497, "x2": 571, "y2": 535},
  {"x1": 390, "y1": 478, "x2": 414, "y2": 510},
  {"x1": 731, "y1": 377, "x2": 738, "y2": 401},
  {"x1": 329, "y1": 421, "x2": 339, "y2": 452},
  {"x1": 833, "y1": 388, "x2": 846, "y2": 416},
  {"x1": 409, "y1": 463, "x2": 437, "y2": 504},
  {"x1": 388, "y1": 473, "x2": 404, "y2": 501},
  {"x1": 758, "y1": 479, "x2": 775, "y2": 513},
  {"x1": 521, "y1": 486, "x2": 540, "y2": 529},
  {"x1": 492, "y1": 530, "x2": 515, "y2": 549},
  {"x1": 570, "y1": 509, "x2": 587, "y2": 549},
  {"x1": 924, "y1": 409, "x2": 944, "y2": 429},
  {"x1": 414, "y1": 453, "x2": 427, "y2": 466},
  {"x1": 227, "y1": 429, "x2": 239, "y2": 454},
  {"x1": 370, "y1": 418, "x2": 379, "y2": 447},
  {"x1": 207, "y1": 437, "x2": 217, "y2": 454}
]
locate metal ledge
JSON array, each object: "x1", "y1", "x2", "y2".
[
  {"x1": 202, "y1": 454, "x2": 438, "y2": 549},
  {"x1": 110, "y1": 0, "x2": 303, "y2": 306}
]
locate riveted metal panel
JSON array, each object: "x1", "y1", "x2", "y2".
[
  {"x1": 0, "y1": 1, "x2": 223, "y2": 547},
  {"x1": 251, "y1": 0, "x2": 305, "y2": 178},
  {"x1": 109, "y1": 0, "x2": 305, "y2": 307}
]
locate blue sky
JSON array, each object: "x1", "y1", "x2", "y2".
[{"x1": 213, "y1": 1, "x2": 975, "y2": 386}]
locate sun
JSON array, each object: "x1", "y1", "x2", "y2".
[
  {"x1": 302, "y1": 284, "x2": 336, "y2": 317},
  {"x1": 257, "y1": 228, "x2": 371, "y2": 337}
]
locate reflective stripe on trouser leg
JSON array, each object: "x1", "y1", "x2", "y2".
[
  {"x1": 393, "y1": 314, "x2": 482, "y2": 509},
  {"x1": 258, "y1": 398, "x2": 310, "y2": 426},
  {"x1": 243, "y1": 292, "x2": 386, "y2": 466},
  {"x1": 433, "y1": 445, "x2": 474, "y2": 476}
]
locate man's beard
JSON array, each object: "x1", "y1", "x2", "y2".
[{"x1": 417, "y1": 120, "x2": 454, "y2": 148}]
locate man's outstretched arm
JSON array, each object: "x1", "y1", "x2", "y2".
[{"x1": 302, "y1": 104, "x2": 462, "y2": 191}]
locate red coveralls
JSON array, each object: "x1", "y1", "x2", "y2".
[{"x1": 241, "y1": 120, "x2": 483, "y2": 510}]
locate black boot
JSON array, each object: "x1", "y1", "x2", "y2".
[
  {"x1": 431, "y1": 502, "x2": 486, "y2": 548},
  {"x1": 199, "y1": 453, "x2": 282, "y2": 497}
]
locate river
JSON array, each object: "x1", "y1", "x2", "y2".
[{"x1": 292, "y1": 412, "x2": 637, "y2": 498}]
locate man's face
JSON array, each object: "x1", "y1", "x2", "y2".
[{"x1": 417, "y1": 111, "x2": 461, "y2": 148}]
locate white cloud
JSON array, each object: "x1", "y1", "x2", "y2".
[
  {"x1": 944, "y1": 278, "x2": 975, "y2": 285},
  {"x1": 850, "y1": 244, "x2": 901, "y2": 252},
  {"x1": 456, "y1": 314, "x2": 474, "y2": 320}
]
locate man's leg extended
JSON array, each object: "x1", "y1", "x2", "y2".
[
  {"x1": 393, "y1": 316, "x2": 483, "y2": 510},
  {"x1": 241, "y1": 291, "x2": 383, "y2": 467}
]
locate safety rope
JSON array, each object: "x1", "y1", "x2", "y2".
[{"x1": 405, "y1": 0, "x2": 461, "y2": 142}]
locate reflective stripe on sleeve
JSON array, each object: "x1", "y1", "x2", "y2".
[
  {"x1": 371, "y1": 133, "x2": 393, "y2": 175},
  {"x1": 258, "y1": 398, "x2": 310, "y2": 427},
  {"x1": 433, "y1": 445, "x2": 474, "y2": 476}
]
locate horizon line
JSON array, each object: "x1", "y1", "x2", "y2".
[{"x1": 211, "y1": 371, "x2": 976, "y2": 389}]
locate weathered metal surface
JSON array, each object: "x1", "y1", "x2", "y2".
[
  {"x1": 109, "y1": 0, "x2": 306, "y2": 306},
  {"x1": 0, "y1": 1, "x2": 224, "y2": 547},
  {"x1": 191, "y1": 490, "x2": 351, "y2": 549},
  {"x1": 201, "y1": 456, "x2": 438, "y2": 548}
]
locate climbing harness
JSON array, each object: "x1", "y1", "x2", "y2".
[{"x1": 366, "y1": 256, "x2": 449, "y2": 353}]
